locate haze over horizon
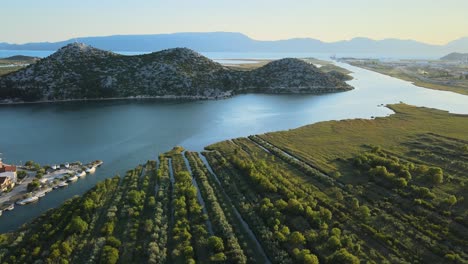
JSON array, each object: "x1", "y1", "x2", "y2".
[
  {"x1": 2, "y1": 0, "x2": 467, "y2": 45},
  {"x1": 1, "y1": 31, "x2": 467, "y2": 47}
]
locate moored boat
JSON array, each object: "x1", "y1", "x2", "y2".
[
  {"x1": 85, "y1": 166, "x2": 96, "y2": 173},
  {"x1": 67, "y1": 175, "x2": 78, "y2": 182},
  {"x1": 0, "y1": 203, "x2": 15, "y2": 211},
  {"x1": 57, "y1": 181, "x2": 69, "y2": 188},
  {"x1": 3, "y1": 203, "x2": 14, "y2": 211},
  {"x1": 16, "y1": 196, "x2": 39, "y2": 205}
]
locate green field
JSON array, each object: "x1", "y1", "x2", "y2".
[
  {"x1": 0, "y1": 66, "x2": 23, "y2": 77},
  {"x1": 0, "y1": 56, "x2": 38, "y2": 76},
  {"x1": 0, "y1": 104, "x2": 467, "y2": 263}
]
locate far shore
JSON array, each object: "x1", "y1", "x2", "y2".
[
  {"x1": 0, "y1": 87, "x2": 355, "y2": 106},
  {"x1": 0, "y1": 93, "x2": 234, "y2": 106}
]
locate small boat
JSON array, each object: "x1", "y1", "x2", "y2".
[
  {"x1": 64, "y1": 162, "x2": 70, "y2": 168},
  {"x1": 95, "y1": 161, "x2": 104, "y2": 167},
  {"x1": 76, "y1": 171, "x2": 86, "y2": 178},
  {"x1": 57, "y1": 181, "x2": 69, "y2": 188},
  {"x1": 85, "y1": 166, "x2": 96, "y2": 173},
  {"x1": 3, "y1": 203, "x2": 14, "y2": 211},
  {"x1": 17, "y1": 196, "x2": 39, "y2": 205},
  {"x1": 36, "y1": 192, "x2": 46, "y2": 198},
  {"x1": 67, "y1": 175, "x2": 78, "y2": 182}
]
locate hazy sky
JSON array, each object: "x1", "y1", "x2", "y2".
[{"x1": 2, "y1": 0, "x2": 467, "y2": 44}]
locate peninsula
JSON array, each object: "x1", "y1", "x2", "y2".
[{"x1": 0, "y1": 43, "x2": 352, "y2": 103}]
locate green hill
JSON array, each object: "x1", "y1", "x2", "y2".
[{"x1": 0, "y1": 43, "x2": 352, "y2": 102}]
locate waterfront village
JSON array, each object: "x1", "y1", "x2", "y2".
[{"x1": 0, "y1": 158, "x2": 103, "y2": 216}]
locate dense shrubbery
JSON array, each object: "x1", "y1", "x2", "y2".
[{"x1": 352, "y1": 149, "x2": 447, "y2": 192}]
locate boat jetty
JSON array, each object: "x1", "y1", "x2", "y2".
[{"x1": 0, "y1": 160, "x2": 103, "y2": 215}]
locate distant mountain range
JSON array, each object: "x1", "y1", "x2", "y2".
[
  {"x1": 0, "y1": 43, "x2": 352, "y2": 102},
  {"x1": 441, "y1": 52, "x2": 468, "y2": 62},
  {"x1": 1, "y1": 32, "x2": 467, "y2": 57}
]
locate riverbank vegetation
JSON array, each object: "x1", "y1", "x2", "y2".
[{"x1": 0, "y1": 104, "x2": 466, "y2": 263}]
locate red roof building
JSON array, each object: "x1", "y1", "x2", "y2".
[{"x1": 0, "y1": 165, "x2": 16, "y2": 173}]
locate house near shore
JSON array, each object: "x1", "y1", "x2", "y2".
[
  {"x1": 0, "y1": 159, "x2": 17, "y2": 184},
  {"x1": 0, "y1": 160, "x2": 16, "y2": 174}
]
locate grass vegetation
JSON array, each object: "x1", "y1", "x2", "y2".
[
  {"x1": 0, "y1": 56, "x2": 38, "y2": 76},
  {"x1": 0, "y1": 66, "x2": 23, "y2": 77},
  {"x1": 0, "y1": 104, "x2": 466, "y2": 263}
]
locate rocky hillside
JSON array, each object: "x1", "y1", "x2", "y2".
[
  {"x1": 0, "y1": 43, "x2": 353, "y2": 102},
  {"x1": 241, "y1": 58, "x2": 352, "y2": 93}
]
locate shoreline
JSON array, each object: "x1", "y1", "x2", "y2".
[
  {"x1": 0, "y1": 93, "x2": 234, "y2": 106},
  {"x1": 0, "y1": 88, "x2": 353, "y2": 106}
]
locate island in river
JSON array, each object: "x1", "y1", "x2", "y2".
[
  {"x1": 0, "y1": 43, "x2": 352, "y2": 103},
  {"x1": 0, "y1": 103, "x2": 466, "y2": 264}
]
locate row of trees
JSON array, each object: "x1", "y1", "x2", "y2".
[
  {"x1": 206, "y1": 143, "x2": 366, "y2": 264},
  {"x1": 170, "y1": 154, "x2": 209, "y2": 263},
  {"x1": 147, "y1": 156, "x2": 171, "y2": 263},
  {"x1": 205, "y1": 150, "x2": 293, "y2": 263},
  {"x1": 185, "y1": 151, "x2": 249, "y2": 263}
]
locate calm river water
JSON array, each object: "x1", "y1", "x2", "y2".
[{"x1": 0, "y1": 53, "x2": 466, "y2": 232}]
